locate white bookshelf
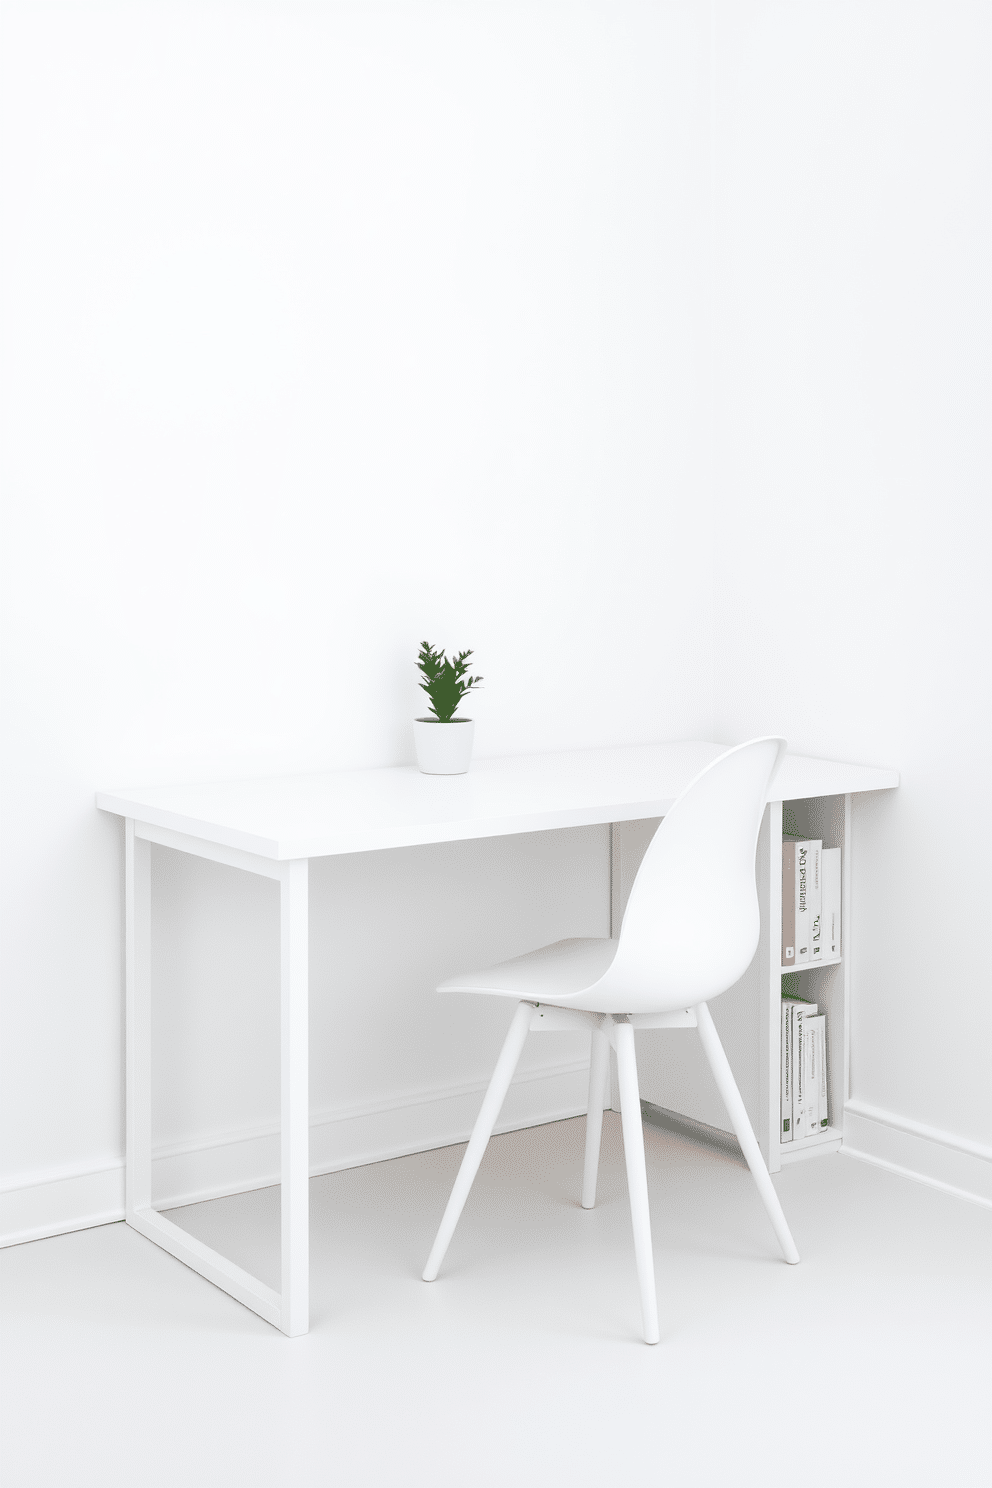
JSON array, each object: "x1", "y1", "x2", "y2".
[{"x1": 761, "y1": 792, "x2": 852, "y2": 1173}]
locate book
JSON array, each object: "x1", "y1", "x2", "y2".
[
  {"x1": 804, "y1": 1013, "x2": 827, "y2": 1133},
  {"x1": 782, "y1": 839, "x2": 796, "y2": 966},
  {"x1": 815, "y1": 1016, "x2": 829, "y2": 1129},
  {"x1": 781, "y1": 998, "x2": 793, "y2": 1141},
  {"x1": 786, "y1": 838, "x2": 822, "y2": 966},
  {"x1": 791, "y1": 998, "x2": 819, "y2": 1140},
  {"x1": 781, "y1": 990, "x2": 814, "y2": 1143},
  {"x1": 806, "y1": 841, "x2": 824, "y2": 963},
  {"x1": 821, "y1": 848, "x2": 841, "y2": 960}
]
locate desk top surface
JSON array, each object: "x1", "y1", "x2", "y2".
[{"x1": 96, "y1": 741, "x2": 899, "y2": 861}]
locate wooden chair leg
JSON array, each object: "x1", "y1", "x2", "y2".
[
  {"x1": 423, "y1": 1000, "x2": 532, "y2": 1282},
  {"x1": 695, "y1": 1000, "x2": 800, "y2": 1265},
  {"x1": 582, "y1": 1026, "x2": 610, "y2": 1209},
  {"x1": 614, "y1": 1021, "x2": 660, "y2": 1344}
]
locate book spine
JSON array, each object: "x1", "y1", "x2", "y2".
[
  {"x1": 808, "y1": 842, "x2": 824, "y2": 963},
  {"x1": 822, "y1": 848, "x2": 841, "y2": 960},
  {"x1": 794, "y1": 841, "x2": 810, "y2": 964},
  {"x1": 808, "y1": 1017, "x2": 819, "y2": 1135},
  {"x1": 782, "y1": 839, "x2": 796, "y2": 967},
  {"x1": 791, "y1": 1003, "x2": 804, "y2": 1138},
  {"x1": 792, "y1": 1001, "x2": 818, "y2": 1139},
  {"x1": 804, "y1": 1014, "x2": 826, "y2": 1134},
  {"x1": 781, "y1": 999, "x2": 793, "y2": 1142},
  {"x1": 816, "y1": 1017, "x2": 829, "y2": 1129},
  {"x1": 794, "y1": 840, "x2": 821, "y2": 966},
  {"x1": 800, "y1": 1010, "x2": 814, "y2": 1139},
  {"x1": 811, "y1": 1012, "x2": 822, "y2": 1136}
]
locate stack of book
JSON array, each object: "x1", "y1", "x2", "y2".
[
  {"x1": 781, "y1": 992, "x2": 829, "y2": 1142},
  {"x1": 782, "y1": 838, "x2": 841, "y2": 968}
]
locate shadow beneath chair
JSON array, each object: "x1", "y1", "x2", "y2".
[{"x1": 641, "y1": 1100, "x2": 746, "y2": 1167}]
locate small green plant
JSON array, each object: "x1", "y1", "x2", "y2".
[{"x1": 416, "y1": 641, "x2": 483, "y2": 722}]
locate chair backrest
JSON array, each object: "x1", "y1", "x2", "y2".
[{"x1": 589, "y1": 737, "x2": 786, "y2": 1014}]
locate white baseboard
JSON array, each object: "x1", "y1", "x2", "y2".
[
  {"x1": 1, "y1": 1057, "x2": 591, "y2": 1248},
  {"x1": 0, "y1": 1161, "x2": 126, "y2": 1249},
  {"x1": 842, "y1": 1100, "x2": 992, "y2": 1210}
]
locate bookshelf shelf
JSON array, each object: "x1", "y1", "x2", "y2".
[
  {"x1": 779, "y1": 1125, "x2": 843, "y2": 1165},
  {"x1": 781, "y1": 957, "x2": 841, "y2": 974}
]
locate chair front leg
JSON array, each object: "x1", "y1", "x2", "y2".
[
  {"x1": 695, "y1": 1000, "x2": 800, "y2": 1265},
  {"x1": 614, "y1": 1021, "x2": 660, "y2": 1345},
  {"x1": 582, "y1": 1025, "x2": 610, "y2": 1209},
  {"x1": 423, "y1": 1000, "x2": 532, "y2": 1282}
]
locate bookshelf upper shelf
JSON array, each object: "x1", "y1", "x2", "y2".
[
  {"x1": 781, "y1": 957, "x2": 842, "y2": 973},
  {"x1": 775, "y1": 753, "x2": 898, "y2": 802}
]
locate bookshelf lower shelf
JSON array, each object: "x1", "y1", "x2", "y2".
[{"x1": 778, "y1": 1125, "x2": 843, "y2": 1165}]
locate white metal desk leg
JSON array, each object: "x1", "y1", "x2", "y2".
[
  {"x1": 125, "y1": 820, "x2": 152, "y2": 1219},
  {"x1": 280, "y1": 858, "x2": 309, "y2": 1337}
]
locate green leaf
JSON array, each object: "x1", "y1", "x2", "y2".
[{"x1": 414, "y1": 641, "x2": 483, "y2": 722}]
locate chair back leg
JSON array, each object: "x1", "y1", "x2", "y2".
[
  {"x1": 614, "y1": 1021, "x2": 660, "y2": 1344},
  {"x1": 581, "y1": 1025, "x2": 610, "y2": 1210},
  {"x1": 694, "y1": 1000, "x2": 800, "y2": 1265},
  {"x1": 423, "y1": 1000, "x2": 533, "y2": 1282}
]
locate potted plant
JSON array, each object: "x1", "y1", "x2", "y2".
[{"x1": 413, "y1": 641, "x2": 483, "y2": 774}]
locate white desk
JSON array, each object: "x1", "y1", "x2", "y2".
[{"x1": 97, "y1": 741, "x2": 898, "y2": 1336}]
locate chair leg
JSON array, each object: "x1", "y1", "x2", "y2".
[
  {"x1": 695, "y1": 1000, "x2": 800, "y2": 1265},
  {"x1": 582, "y1": 1026, "x2": 610, "y2": 1209},
  {"x1": 423, "y1": 1000, "x2": 532, "y2": 1282},
  {"x1": 614, "y1": 1022, "x2": 660, "y2": 1345}
]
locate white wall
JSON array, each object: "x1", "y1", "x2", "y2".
[
  {"x1": 711, "y1": 1, "x2": 992, "y2": 1176},
  {"x1": 5, "y1": 0, "x2": 988, "y2": 1246},
  {"x1": 0, "y1": 0, "x2": 715, "y2": 1239}
]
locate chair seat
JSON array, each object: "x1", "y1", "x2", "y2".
[{"x1": 438, "y1": 936, "x2": 618, "y2": 1006}]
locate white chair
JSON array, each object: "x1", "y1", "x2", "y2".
[{"x1": 422, "y1": 737, "x2": 800, "y2": 1344}]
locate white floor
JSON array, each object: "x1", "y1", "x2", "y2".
[{"x1": 2, "y1": 1115, "x2": 990, "y2": 1488}]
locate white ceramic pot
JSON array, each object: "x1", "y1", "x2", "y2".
[{"x1": 413, "y1": 718, "x2": 475, "y2": 775}]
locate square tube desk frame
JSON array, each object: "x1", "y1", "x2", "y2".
[{"x1": 126, "y1": 820, "x2": 310, "y2": 1336}]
